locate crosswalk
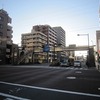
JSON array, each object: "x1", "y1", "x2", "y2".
[
  {"x1": 34, "y1": 66, "x2": 88, "y2": 70},
  {"x1": 14, "y1": 65, "x2": 89, "y2": 70}
]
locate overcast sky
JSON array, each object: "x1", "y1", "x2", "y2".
[{"x1": 0, "y1": 0, "x2": 99, "y2": 46}]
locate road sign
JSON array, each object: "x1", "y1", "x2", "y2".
[{"x1": 43, "y1": 44, "x2": 50, "y2": 52}]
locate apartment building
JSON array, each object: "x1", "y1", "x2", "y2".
[
  {"x1": 0, "y1": 9, "x2": 13, "y2": 64},
  {"x1": 53, "y1": 27, "x2": 66, "y2": 46},
  {"x1": 21, "y1": 29, "x2": 47, "y2": 63},
  {"x1": 53, "y1": 26, "x2": 66, "y2": 61},
  {"x1": 33, "y1": 25, "x2": 57, "y2": 62},
  {"x1": 21, "y1": 25, "x2": 66, "y2": 63}
]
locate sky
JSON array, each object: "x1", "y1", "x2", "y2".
[{"x1": 0, "y1": 0, "x2": 100, "y2": 47}]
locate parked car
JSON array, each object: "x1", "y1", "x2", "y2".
[{"x1": 74, "y1": 60, "x2": 81, "y2": 67}]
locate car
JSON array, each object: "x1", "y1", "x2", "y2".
[{"x1": 74, "y1": 60, "x2": 81, "y2": 67}]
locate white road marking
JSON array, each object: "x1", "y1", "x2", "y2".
[
  {"x1": 0, "y1": 81, "x2": 100, "y2": 98},
  {"x1": 66, "y1": 77, "x2": 76, "y2": 79},
  {"x1": 98, "y1": 88, "x2": 100, "y2": 90},
  {"x1": 0, "y1": 92, "x2": 30, "y2": 100},
  {"x1": 75, "y1": 71, "x2": 82, "y2": 74}
]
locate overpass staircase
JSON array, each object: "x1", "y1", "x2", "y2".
[{"x1": 17, "y1": 50, "x2": 33, "y2": 65}]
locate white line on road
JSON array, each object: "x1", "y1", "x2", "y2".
[
  {"x1": 0, "y1": 81, "x2": 100, "y2": 98},
  {"x1": 75, "y1": 71, "x2": 82, "y2": 74},
  {"x1": 98, "y1": 88, "x2": 100, "y2": 90},
  {"x1": 0, "y1": 92, "x2": 30, "y2": 100},
  {"x1": 66, "y1": 77, "x2": 76, "y2": 79}
]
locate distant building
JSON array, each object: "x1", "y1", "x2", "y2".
[
  {"x1": 21, "y1": 25, "x2": 67, "y2": 63},
  {"x1": 0, "y1": 9, "x2": 13, "y2": 64},
  {"x1": 96, "y1": 30, "x2": 100, "y2": 54},
  {"x1": 53, "y1": 26, "x2": 66, "y2": 46},
  {"x1": 33, "y1": 25, "x2": 57, "y2": 62},
  {"x1": 53, "y1": 27, "x2": 66, "y2": 61}
]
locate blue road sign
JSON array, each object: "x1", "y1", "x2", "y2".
[{"x1": 43, "y1": 44, "x2": 50, "y2": 52}]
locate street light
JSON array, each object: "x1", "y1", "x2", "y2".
[
  {"x1": 77, "y1": 34, "x2": 89, "y2": 50},
  {"x1": 77, "y1": 33, "x2": 90, "y2": 66}
]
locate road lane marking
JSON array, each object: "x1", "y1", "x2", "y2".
[
  {"x1": 75, "y1": 71, "x2": 82, "y2": 74},
  {"x1": 98, "y1": 88, "x2": 100, "y2": 90},
  {"x1": 66, "y1": 77, "x2": 76, "y2": 79},
  {"x1": 0, "y1": 92, "x2": 30, "y2": 100},
  {"x1": 0, "y1": 81, "x2": 100, "y2": 98}
]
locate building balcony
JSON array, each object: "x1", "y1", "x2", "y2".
[
  {"x1": 7, "y1": 16, "x2": 12, "y2": 23},
  {"x1": 34, "y1": 48, "x2": 43, "y2": 52},
  {"x1": 7, "y1": 40, "x2": 12, "y2": 45},
  {"x1": 6, "y1": 48, "x2": 10, "y2": 52},
  {"x1": 27, "y1": 43, "x2": 33, "y2": 47},
  {"x1": 7, "y1": 31, "x2": 13, "y2": 38},
  {"x1": 7, "y1": 25, "x2": 12, "y2": 31},
  {"x1": 27, "y1": 39, "x2": 42, "y2": 43},
  {"x1": 33, "y1": 43, "x2": 42, "y2": 47},
  {"x1": 27, "y1": 43, "x2": 42, "y2": 47},
  {"x1": 6, "y1": 54, "x2": 10, "y2": 58},
  {"x1": 26, "y1": 39, "x2": 34, "y2": 43},
  {"x1": 25, "y1": 35, "x2": 39, "y2": 39}
]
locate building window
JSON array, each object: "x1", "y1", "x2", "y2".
[
  {"x1": 0, "y1": 16, "x2": 4, "y2": 21},
  {"x1": 0, "y1": 49, "x2": 1, "y2": 54},
  {"x1": 0, "y1": 40, "x2": 2, "y2": 45},
  {"x1": 0, "y1": 24, "x2": 3, "y2": 29},
  {"x1": 0, "y1": 36, "x2": 2, "y2": 44},
  {"x1": 0, "y1": 32, "x2": 3, "y2": 36}
]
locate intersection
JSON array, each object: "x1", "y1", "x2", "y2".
[{"x1": 0, "y1": 65, "x2": 100, "y2": 100}]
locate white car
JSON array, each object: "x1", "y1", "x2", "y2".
[{"x1": 74, "y1": 60, "x2": 81, "y2": 67}]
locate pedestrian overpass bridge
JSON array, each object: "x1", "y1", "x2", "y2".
[
  {"x1": 54, "y1": 45, "x2": 91, "y2": 52},
  {"x1": 15, "y1": 45, "x2": 94, "y2": 65}
]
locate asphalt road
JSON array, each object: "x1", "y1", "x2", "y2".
[{"x1": 0, "y1": 65, "x2": 100, "y2": 100}]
